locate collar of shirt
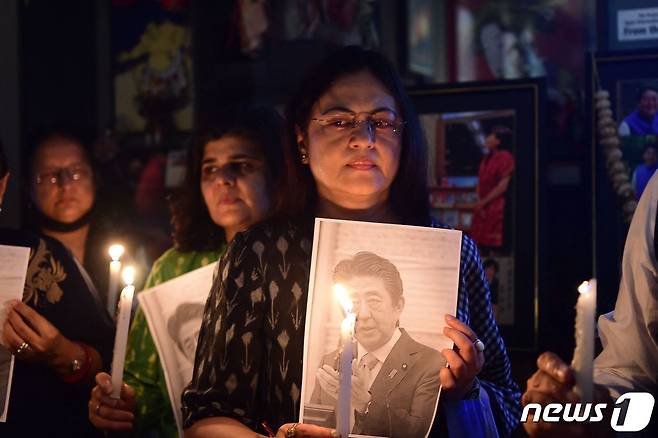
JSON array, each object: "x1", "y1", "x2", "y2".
[{"x1": 357, "y1": 327, "x2": 402, "y2": 364}]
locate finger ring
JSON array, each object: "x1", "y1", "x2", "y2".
[
  {"x1": 15, "y1": 341, "x2": 30, "y2": 356},
  {"x1": 95, "y1": 402, "x2": 101, "y2": 416},
  {"x1": 474, "y1": 338, "x2": 485, "y2": 352},
  {"x1": 286, "y1": 423, "x2": 299, "y2": 438}
]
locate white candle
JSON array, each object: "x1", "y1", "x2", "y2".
[
  {"x1": 107, "y1": 244, "x2": 125, "y2": 315},
  {"x1": 572, "y1": 279, "x2": 596, "y2": 402},
  {"x1": 334, "y1": 284, "x2": 355, "y2": 438},
  {"x1": 110, "y1": 266, "x2": 135, "y2": 398},
  {"x1": 337, "y1": 313, "x2": 355, "y2": 438}
]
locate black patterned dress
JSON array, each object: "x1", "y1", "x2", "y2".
[
  {"x1": 0, "y1": 230, "x2": 114, "y2": 437},
  {"x1": 182, "y1": 218, "x2": 521, "y2": 437}
]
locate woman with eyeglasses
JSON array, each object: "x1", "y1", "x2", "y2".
[
  {"x1": 182, "y1": 46, "x2": 520, "y2": 438},
  {"x1": 0, "y1": 135, "x2": 114, "y2": 437},
  {"x1": 87, "y1": 106, "x2": 285, "y2": 437}
]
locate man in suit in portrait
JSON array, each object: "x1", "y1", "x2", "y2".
[{"x1": 309, "y1": 251, "x2": 445, "y2": 438}]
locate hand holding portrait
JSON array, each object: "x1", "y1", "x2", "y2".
[
  {"x1": 88, "y1": 372, "x2": 136, "y2": 431},
  {"x1": 440, "y1": 314, "x2": 485, "y2": 400},
  {"x1": 1, "y1": 300, "x2": 64, "y2": 365}
]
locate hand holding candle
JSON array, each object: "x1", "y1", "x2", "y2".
[
  {"x1": 110, "y1": 265, "x2": 136, "y2": 398},
  {"x1": 107, "y1": 244, "x2": 125, "y2": 315},
  {"x1": 572, "y1": 279, "x2": 596, "y2": 403}
]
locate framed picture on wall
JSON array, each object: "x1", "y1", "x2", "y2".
[
  {"x1": 589, "y1": 50, "x2": 658, "y2": 311},
  {"x1": 409, "y1": 79, "x2": 545, "y2": 350},
  {"x1": 598, "y1": 0, "x2": 658, "y2": 52}
]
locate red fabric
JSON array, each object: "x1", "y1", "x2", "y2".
[{"x1": 469, "y1": 150, "x2": 515, "y2": 247}]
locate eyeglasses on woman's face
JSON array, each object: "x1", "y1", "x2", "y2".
[
  {"x1": 310, "y1": 111, "x2": 406, "y2": 137},
  {"x1": 35, "y1": 166, "x2": 91, "y2": 186}
]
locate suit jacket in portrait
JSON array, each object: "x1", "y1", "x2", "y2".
[{"x1": 310, "y1": 328, "x2": 445, "y2": 438}]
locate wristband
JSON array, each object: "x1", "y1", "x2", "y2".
[{"x1": 59, "y1": 342, "x2": 92, "y2": 383}]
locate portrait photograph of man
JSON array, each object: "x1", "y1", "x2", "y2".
[
  {"x1": 310, "y1": 252, "x2": 445, "y2": 438},
  {"x1": 300, "y1": 219, "x2": 462, "y2": 438}
]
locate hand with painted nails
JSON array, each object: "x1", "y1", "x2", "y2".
[
  {"x1": 88, "y1": 372, "x2": 137, "y2": 432},
  {"x1": 440, "y1": 314, "x2": 485, "y2": 400},
  {"x1": 522, "y1": 351, "x2": 613, "y2": 438}
]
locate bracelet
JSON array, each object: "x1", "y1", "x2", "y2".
[{"x1": 59, "y1": 342, "x2": 92, "y2": 383}]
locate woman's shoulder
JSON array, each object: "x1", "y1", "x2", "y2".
[
  {"x1": 234, "y1": 216, "x2": 314, "y2": 246},
  {"x1": 0, "y1": 228, "x2": 41, "y2": 248},
  {"x1": 145, "y1": 246, "x2": 223, "y2": 288}
]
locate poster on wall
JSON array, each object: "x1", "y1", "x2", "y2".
[
  {"x1": 603, "y1": 0, "x2": 658, "y2": 51},
  {"x1": 111, "y1": 0, "x2": 193, "y2": 135},
  {"x1": 410, "y1": 79, "x2": 545, "y2": 350},
  {"x1": 452, "y1": 0, "x2": 587, "y2": 156},
  {"x1": 421, "y1": 109, "x2": 516, "y2": 325},
  {"x1": 299, "y1": 218, "x2": 461, "y2": 438}
]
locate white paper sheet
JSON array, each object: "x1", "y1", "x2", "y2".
[
  {"x1": 300, "y1": 219, "x2": 462, "y2": 438},
  {"x1": 137, "y1": 263, "x2": 215, "y2": 436},
  {"x1": 0, "y1": 244, "x2": 31, "y2": 423}
]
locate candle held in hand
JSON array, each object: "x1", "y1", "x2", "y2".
[
  {"x1": 572, "y1": 279, "x2": 596, "y2": 403},
  {"x1": 110, "y1": 266, "x2": 136, "y2": 398},
  {"x1": 334, "y1": 283, "x2": 355, "y2": 438}
]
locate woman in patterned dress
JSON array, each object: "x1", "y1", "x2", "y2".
[
  {"x1": 88, "y1": 106, "x2": 285, "y2": 437},
  {"x1": 0, "y1": 137, "x2": 114, "y2": 437},
  {"x1": 182, "y1": 46, "x2": 521, "y2": 438}
]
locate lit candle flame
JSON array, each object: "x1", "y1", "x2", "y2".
[
  {"x1": 108, "y1": 244, "x2": 125, "y2": 262},
  {"x1": 334, "y1": 283, "x2": 355, "y2": 338},
  {"x1": 121, "y1": 284, "x2": 135, "y2": 300},
  {"x1": 578, "y1": 281, "x2": 591, "y2": 294},
  {"x1": 122, "y1": 266, "x2": 136, "y2": 286},
  {"x1": 333, "y1": 283, "x2": 353, "y2": 314}
]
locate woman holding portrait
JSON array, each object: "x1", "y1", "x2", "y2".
[
  {"x1": 88, "y1": 106, "x2": 285, "y2": 437},
  {"x1": 0, "y1": 134, "x2": 114, "y2": 437},
  {"x1": 182, "y1": 46, "x2": 520, "y2": 438}
]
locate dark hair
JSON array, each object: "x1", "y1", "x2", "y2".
[
  {"x1": 490, "y1": 125, "x2": 513, "y2": 151},
  {"x1": 636, "y1": 86, "x2": 658, "y2": 103},
  {"x1": 26, "y1": 130, "x2": 95, "y2": 183},
  {"x1": 170, "y1": 106, "x2": 285, "y2": 251},
  {"x1": 333, "y1": 251, "x2": 403, "y2": 302},
  {"x1": 0, "y1": 138, "x2": 7, "y2": 178},
  {"x1": 282, "y1": 46, "x2": 430, "y2": 225}
]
